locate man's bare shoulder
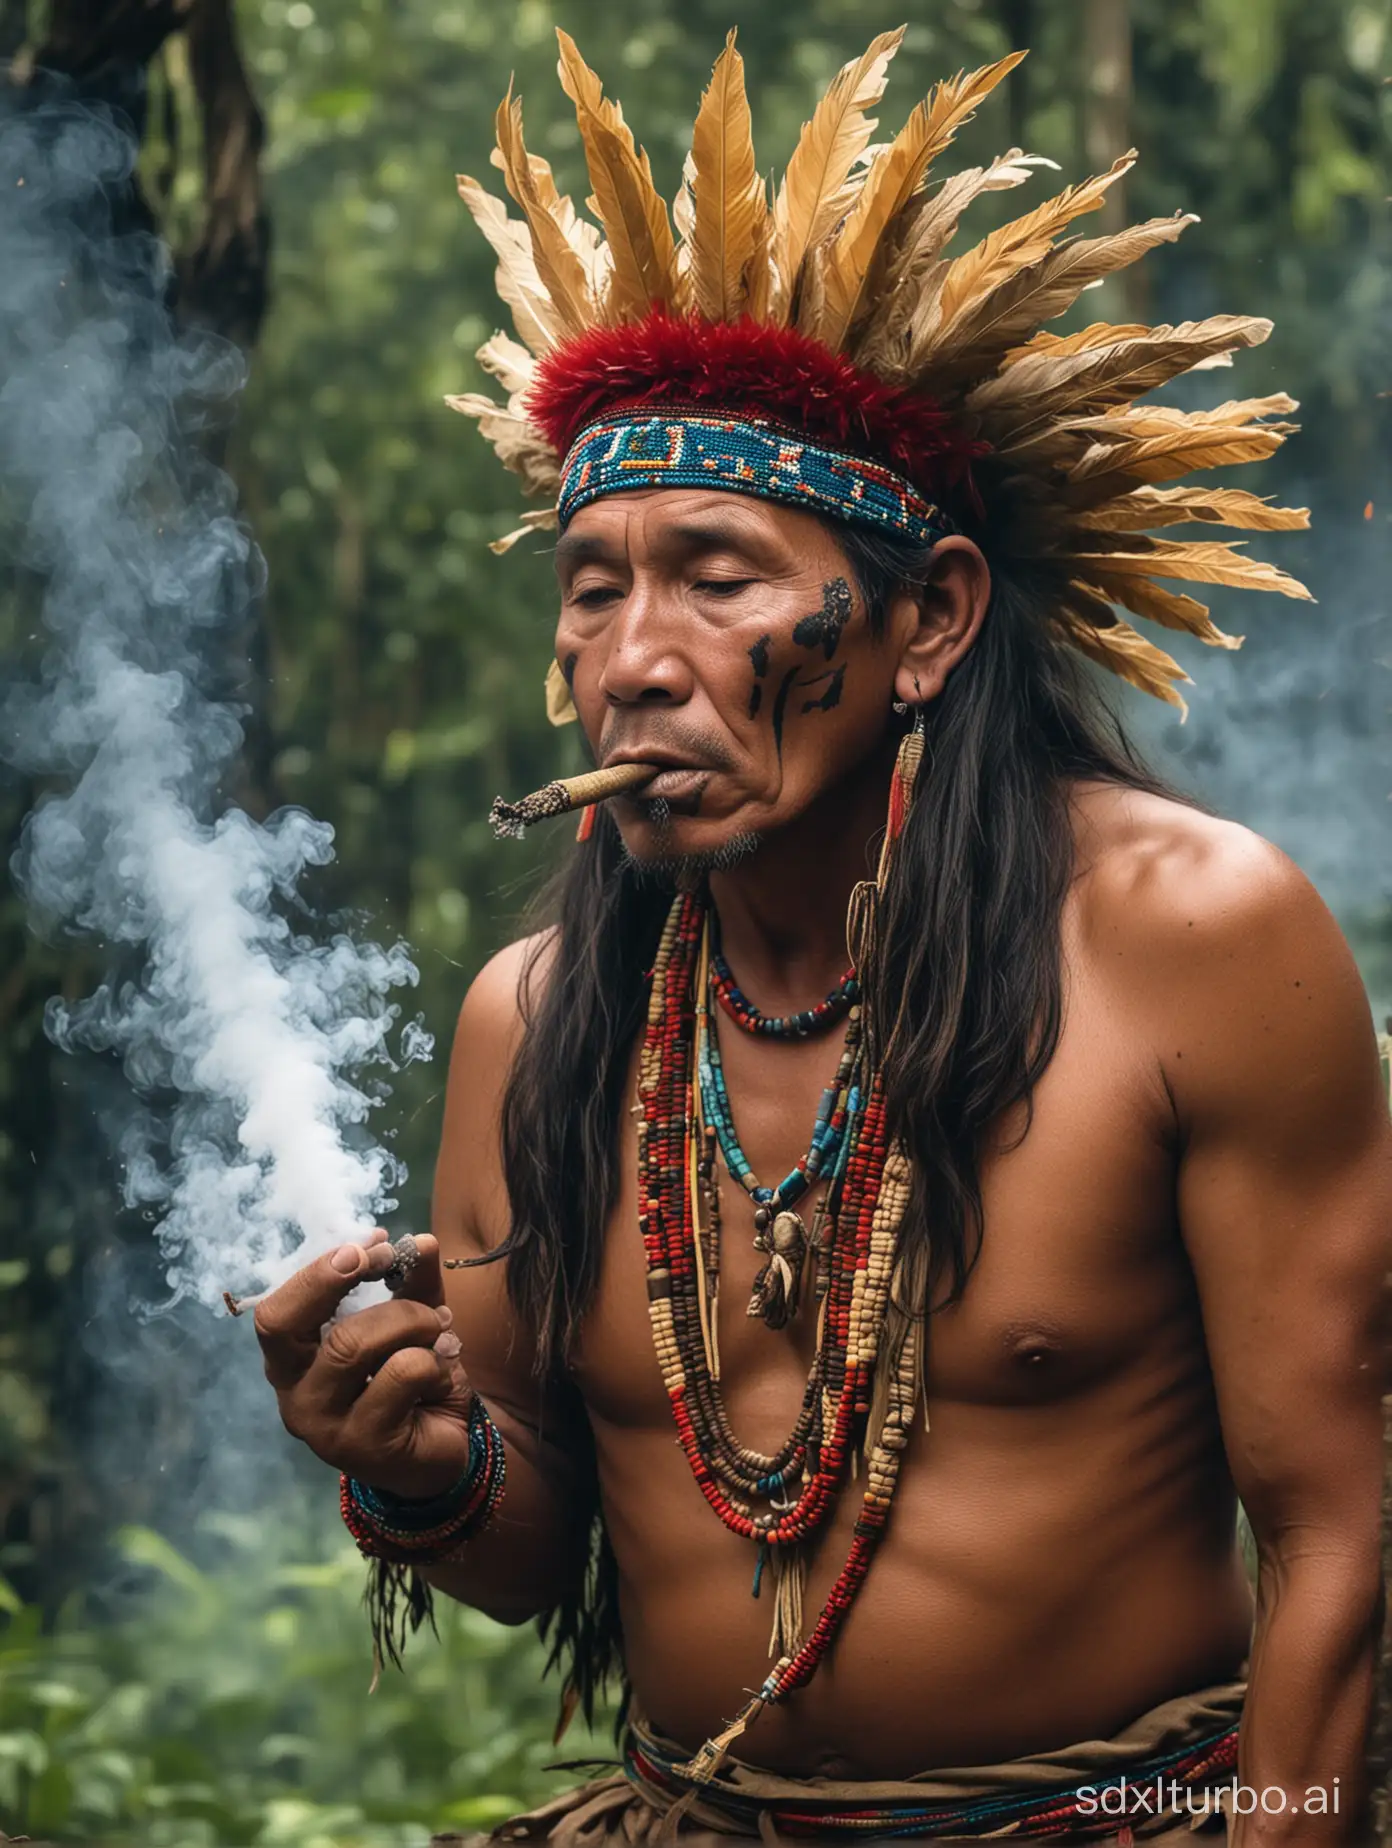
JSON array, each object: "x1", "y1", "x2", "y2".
[
  {"x1": 1070, "y1": 780, "x2": 1299, "y2": 939},
  {"x1": 1068, "y1": 780, "x2": 1380, "y2": 1128},
  {"x1": 454, "y1": 927, "x2": 558, "y2": 1058}
]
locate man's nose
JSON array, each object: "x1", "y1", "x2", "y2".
[{"x1": 598, "y1": 584, "x2": 694, "y2": 707}]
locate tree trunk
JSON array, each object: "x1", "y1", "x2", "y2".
[{"x1": 1082, "y1": 0, "x2": 1131, "y2": 233}]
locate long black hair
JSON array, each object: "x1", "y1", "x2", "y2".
[{"x1": 496, "y1": 522, "x2": 1181, "y2": 1718}]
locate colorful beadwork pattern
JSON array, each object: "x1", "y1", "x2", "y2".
[
  {"x1": 624, "y1": 1714, "x2": 1241, "y2": 1840},
  {"x1": 558, "y1": 411, "x2": 952, "y2": 545},
  {"x1": 340, "y1": 1395, "x2": 506, "y2": 1565}
]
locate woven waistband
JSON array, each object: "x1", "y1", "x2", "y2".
[
  {"x1": 557, "y1": 410, "x2": 952, "y2": 547},
  {"x1": 622, "y1": 1683, "x2": 1245, "y2": 1840}
]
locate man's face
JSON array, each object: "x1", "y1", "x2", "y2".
[{"x1": 553, "y1": 488, "x2": 905, "y2": 866}]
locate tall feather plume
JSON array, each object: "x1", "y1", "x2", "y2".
[
  {"x1": 493, "y1": 86, "x2": 594, "y2": 339},
  {"x1": 922, "y1": 212, "x2": 1197, "y2": 389},
  {"x1": 455, "y1": 175, "x2": 563, "y2": 353},
  {"x1": 856, "y1": 150, "x2": 1054, "y2": 372},
  {"x1": 686, "y1": 31, "x2": 768, "y2": 322},
  {"x1": 810, "y1": 51, "x2": 1028, "y2": 349},
  {"x1": 556, "y1": 29, "x2": 676, "y2": 319},
  {"x1": 933, "y1": 151, "x2": 1136, "y2": 330},
  {"x1": 770, "y1": 28, "x2": 905, "y2": 322}
]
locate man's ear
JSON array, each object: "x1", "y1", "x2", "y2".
[{"x1": 891, "y1": 537, "x2": 991, "y2": 707}]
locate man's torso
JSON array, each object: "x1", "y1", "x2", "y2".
[{"x1": 561, "y1": 786, "x2": 1254, "y2": 1775}]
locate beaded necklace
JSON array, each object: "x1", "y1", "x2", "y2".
[
  {"x1": 637, "y1": 886, "x2": 920, "y2": 1780},
  {"x1": 709, "y1": 944, "x2": 859, "y2": 1039},
  {"x1": 697, "y1": 953, "x2": 862, "y2": 1330}
]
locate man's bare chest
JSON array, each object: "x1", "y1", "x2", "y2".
[{"x1": 570, "y1": 953, "x2": 1199, "y2": 1434}]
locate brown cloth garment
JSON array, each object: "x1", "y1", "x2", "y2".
[{"x1": 430, "y1": 1679, "x2": 1245, "y2": 1847}]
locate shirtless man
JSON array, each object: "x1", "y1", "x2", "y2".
[{"x1": 251, "y1": 33, "x2": 1392, "y2": 1848}]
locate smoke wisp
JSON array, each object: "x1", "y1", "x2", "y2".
[{"x1": 1, "y1": 93, "x2": 431, "y2": 1312}]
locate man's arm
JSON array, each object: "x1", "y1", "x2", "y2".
[
  {"x1": 1154, "y1": 828, "x2": 1391, "y2": 1844},
  {"x1": 419, "y1": 933, "x2": 589, "y2": 1625}
]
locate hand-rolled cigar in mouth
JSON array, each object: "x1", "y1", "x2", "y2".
[{"x1": 489, "y1": 761, "x2": 661, "y2": 840}]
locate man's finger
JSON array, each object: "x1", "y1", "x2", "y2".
[
  {"x1": 345, "y1": 1355, "x2": 476, "y2": 1491},
  {"x1": 298, "y1": 1299, "x2": 453, "y2": 1412},
  {"x1": 252, "y1": 1229, "x2": 396, "y2": 1389}
]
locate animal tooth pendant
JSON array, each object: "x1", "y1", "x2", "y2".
[{"x1": 748, "y1": 1208, "x2": 808, "y2": 1330}]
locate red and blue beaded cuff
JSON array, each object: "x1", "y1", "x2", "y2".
[{"x1": 340, "y1": 1395, "x2": 505, "y2": 1565}]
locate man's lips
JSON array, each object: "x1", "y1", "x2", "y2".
[{"x1": 600, "y1": 755, "x2": 716, "y2": 803}]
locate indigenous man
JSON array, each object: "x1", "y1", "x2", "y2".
[{"x1": 252, "y1": 30, "x2": 1392, "y2": 1848}]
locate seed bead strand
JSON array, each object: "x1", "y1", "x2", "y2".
[
  {"x1": 710, "y1": 943, "x2": 860, "y2": 1040},
  {"x1": 637, "y1": 893, "x2": 901, "y2": 1551}
]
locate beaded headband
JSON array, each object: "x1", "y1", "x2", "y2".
[
  {"x1": 557, "y1": 410, "x2": 953, "y2": 546},
  {"x1": 450, "y1": 27, "x2": 1311, "y2": 726}
]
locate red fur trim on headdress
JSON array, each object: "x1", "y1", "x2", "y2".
[{"x1": 527, "y1": 313, "x2": 985, "y2": 500}]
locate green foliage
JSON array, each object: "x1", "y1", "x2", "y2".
[{"x1": 0, "y1": 1522, "x2": 610, "y2": 1846}]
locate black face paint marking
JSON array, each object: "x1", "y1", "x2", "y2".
[
  {"x1": 792, "y1": 576, "x2": 853, "y2": 660},
  {"x1": 771, "y1": 666, "x2": 798, "y2": 760},
  {"x1": 800, "y1": 663, "x2": 846, "y2": 714},
  {"x1": 562, "y1": 653, "x2": 578, "y2": 688},
  {"x1": 747, "y1": 632, "x2": 772, "y2": 718}
]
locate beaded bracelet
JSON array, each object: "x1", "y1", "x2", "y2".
[{"x1": 340, "y1": 1394, "x2": 506, "y2": 1566}]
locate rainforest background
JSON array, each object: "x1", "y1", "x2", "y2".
[{"x1": 0, "y1": 0, "x2": 1389, "y2": 1841}]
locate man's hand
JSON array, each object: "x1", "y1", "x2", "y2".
[{"x1": 253, "y1": 1227, "x2": 476, "y2": 1499}]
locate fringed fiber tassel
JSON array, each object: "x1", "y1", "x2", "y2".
[
  {"x1": 768, "y1": 1545, "x2": 808, "y2": 1660},
  {"x1": 364, "y1": 1559, "x2": 436, "y2": 1693}
]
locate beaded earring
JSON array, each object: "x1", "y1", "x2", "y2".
[{"x1": 847, "y1": 702, "x2": 925, "y2": 975}]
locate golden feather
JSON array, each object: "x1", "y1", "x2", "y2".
[
  {"x1": 687, "y1": 31, "x2": 767, "y2": 322},
  {"x1": 1073, "y1": 485, "x2": 1310, "y2": 533},
  {"x1": 1072, "y1": 567, "x2": 1241, "y2": 647},
  {"x1": 982, "y1": 317, "x2": 1274, "y2": 451},
  {"x1": 932, "y1": 150, "x2": 1135, "y2": 333},
  {"x1": 456, "y1": 174, "x2": 561, "y2": 353},
  {"x1": 1066, "y1": 418, "x2": 1294, "y2": 487},
  {"x1": 545, "y1": 656, "x2": 578, "y2": 722},
  {"x1": 476, "y1": 330, "x2": 536, "y2": 396},
  {"x1": 813, "y1": 51, "x2": 1027, "y2": 349},
  {"x1": 771, "y1": 28, "x2": 905, "y2": 318},
  {"x1": 857, "y1": 150, "x2": 1051, "y2": 371},
  {"x1": 491, "y1": 506, "x2": 560, "y2": 557},
  {"x1": 1002, "y1": 319, "x2": 1148, "y2": 367},
  {"x1": 1074, "y1": 536, "x2": 1313, "y2": 601},
  {"x1": 445, "y1": 393, "x2": 561, "y2": 496},
  {"x1": 929, "y1": 213, "x2": 1196, "y2": 387},
  {"x1": 494, "y1": 88, "x2": 593, "y2": 338},
  {"x1": 1056, "y1": 594, "x2": 1191, "y2": 712},
  {"x1": 556, "y1": 30, "x2": 676, "y2": 319}
]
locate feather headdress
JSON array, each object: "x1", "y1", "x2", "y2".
[{"x1": 451, "y1": 28, "x2": 1309, "y2": 717}]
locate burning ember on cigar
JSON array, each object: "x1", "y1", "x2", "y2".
[{"x1": 489, "y1": 762, "x2": 660, "y2": 839}]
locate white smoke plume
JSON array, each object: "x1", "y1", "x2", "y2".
[{"x1": 2, "y1": 95, "x2": 431, "y2": 1311}]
